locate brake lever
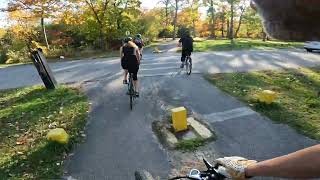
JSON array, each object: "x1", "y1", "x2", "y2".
[{"x1": 203, "y1": 158, "x2": 214, "y2": 169}]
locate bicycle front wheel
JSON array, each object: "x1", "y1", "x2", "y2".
[{"x1": 134, "y1": 170, "x2": 154, "y2": 180}]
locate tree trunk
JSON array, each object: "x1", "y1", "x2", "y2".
[
  {"x1": 210, "y1": 0, "x2": 215, "y2": 38},
  {"x1": 221, "y1": 10, "x2": 225, "y2": 38},
  {"x1": 99, "y1": 24, "x2": 106, "y2": 49},
  {"x1": 227, "y1": 19, "x2": 230, "y2": 38},
  {"x1": 221, "y1": 9, "x2": 226, "y2": 38},
  {"x1": 246, "y1": 27, "x2": 250, "y2": 38},
  {"x1": 173, "y1": 0, "x2": 178, "y2": 40},
  {"x1": 262, "y1": 30, "x2": 267, "y2": 41},
  {"x1": 85, "y1": 0, "x2": 108, "y2": 50},
  {"x1": 165, "y1": 1, "x2": 169, "y2": 26},
  {"x1": 221, "y1": 26, "x2": 224, "y2": 38},
  {"x1": 234, "y1": 7, "x2": 245, "y2": 38},
  {"x1": 229, "y1": 0, "x2": 234, "y2": 42},
  {"x1": 165, "y1": 6, "x2": 168, "y2": 26},
  {"x1": 41, "y1": 17, "x2": 50, "y2": 50},
  {"x1": 192, "y1": 19, "x2": 196, "y2": 37}
]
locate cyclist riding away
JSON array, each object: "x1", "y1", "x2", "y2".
[
  {"x1": 120, "y1": 37, "x2": 141, "y2": 97},
  {"x1": 178, "y1": 30, "x2": 193, "y2": 68},
  {"x1": 134, "y1": 34, "x2": 144, "y2": 58}
]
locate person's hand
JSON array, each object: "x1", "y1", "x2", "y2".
[{"x1": 215, "y1": 156, "x2": 257, "y2": 180}]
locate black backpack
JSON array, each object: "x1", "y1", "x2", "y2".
[{"x1": 183, "y1": 37, "x2": 193, "y2": 51}]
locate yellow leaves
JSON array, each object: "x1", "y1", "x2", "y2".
[
  {"x1": 8, "y1": 10, "x2": 38, "y2": 41},
  {"x1": 53, "y1": 8, "x2": 88, "y2": 26},
  {"x1": 15, "y1": 134, "x2": 28, "y2": 145},
  {"x1": 0, "y1": 28, "x2": 6, "y2": 38},
  {"x1": 8, "y1": 10, "x2": 37, "y2": 22},
  {"x1": 31, "y1": 41, "x2": 48, "y2": 54}
]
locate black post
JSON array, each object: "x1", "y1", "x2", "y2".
[{"x1": 31, "y1": 48, "x2": 57, "y2": 89}]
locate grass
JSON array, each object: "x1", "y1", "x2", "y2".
[
  {"x1": 145, "y1": 39, "x2": 175, "y2": 49},
  {"x1": 145, "y1": 42, "x2": 161, "y2": 49},
  {"x1": 194, "y1": 39, "x2": 304, "y2": 52},
  {"x1": 206, "y1": 66, "x2": 320, "y2": 140},
  {"x1": 0, "y1": 63, "x2": 32, "y2": 68},
  {"x1": 0, "y1": 86, "x2": 89, "y2": 179},
  {"x1": 176, "y1": 138, "x2": 206, "y2": 152},
  {"x1": 0, "y1": 49, "x2": 119, "y2": 67},
  {"x1": 47, "y1": 50, "x2": 119, "y2": 61}
]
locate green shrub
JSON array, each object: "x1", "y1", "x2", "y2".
[
  {"x1": 5, "y1": 48, "x2": 30, "y2": 64},
  {"x1": 0, "y1": 51, "x2": 7, "y2": 64},
  {"x1": 158, "y1": 27, "x2": 174, "y2": 38}
]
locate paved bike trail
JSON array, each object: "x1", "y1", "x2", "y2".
[
  {"x1": 64, "y1": 53, "x2": 319, "y2": 179},
  {"x1": 64, "y1": 77, "x2": 171, "y2": 179}
]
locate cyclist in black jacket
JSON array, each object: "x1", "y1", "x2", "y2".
[{"x1": 178, "y1": 30, "x2": 193, "y2": 68}]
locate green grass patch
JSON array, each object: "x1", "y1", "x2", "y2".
[
  {"x1": 176, "y1": 138, "x2": 206, "y2": 152},
  {"x1": 206, "y1": 66, "x2": 320, "y2": 140},
  {"x1": 47, "y1": 50, "x2": 119, "y2": 61},
  {"x1": 1, "y1": 50, "x2": 119, "y2": 67},
  {"x1": 145, "y1": 42, "x2": 161, "y2": 49},
  {"x1": 145, "y1": 39, "x2": 175, "y2": 49},
  {"x1": 0, "y1": 86, "x2": 89, "y2": 179},
  {"x1": 0, "y1": 63, "x2": 31, "y2": 68},
  {"x1": 195, "y1": 39, "x2": 303, "y2": 52}
]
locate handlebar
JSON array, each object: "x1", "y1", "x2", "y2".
[{"x1": 168, "y1": 159, "x2": 226, "y2": 180}]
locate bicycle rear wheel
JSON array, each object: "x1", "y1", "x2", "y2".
[
  {"x1": 129, "y1": 75, "x2": 134, "y2": 110},
  {"x1": 186, "y1": 57, "x2": 192, "y2": 75},
  {"x1": 130, "y1": 94, "x2": 133, "y2": 110}
]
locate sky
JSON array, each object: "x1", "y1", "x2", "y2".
[
  {"x1": 0, "y1": 0, "x2": 8, "y2": 28},
  {"x1": 141, "y1": 0, "x2": 161, "y2": 9}
]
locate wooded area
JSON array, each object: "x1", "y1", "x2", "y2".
[{"x1": 0, "y1": 0, "x2": 266, "y2": 64}]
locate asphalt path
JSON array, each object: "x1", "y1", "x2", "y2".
[{"x1": 1, "y1": 42, "x2": 319, "y2": 179}]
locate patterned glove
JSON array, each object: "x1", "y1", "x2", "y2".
[{"x1": 215, "y1": 156, "x2": 257, "y2": 180}]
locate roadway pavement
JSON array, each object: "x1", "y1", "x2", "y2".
[
  {"x1": 1, "y1": 43, "x2": 320, "y2": 90},
  {"x1": 1, "y1": 41, "x2": 319, "y2": 179}
]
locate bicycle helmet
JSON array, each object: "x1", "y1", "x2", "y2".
[
  {"x1": 184, "y1": 29, "x2": 191, "y2": 37},
  {"x1": 124, "y1": 37, "x2": 133, "y2": 43},
  {"x1": 136, "y1": 34, "x2": 142, "y2": 38}
]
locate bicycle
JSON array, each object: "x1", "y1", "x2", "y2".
[
  {"x1": 135, "y1": 158, "x2": 226, "y2": 180},
  {"x1": 184, "y1": 55, "x2": 192, "y2": 75},
  {"x1": 127, "y1": 73, "x2": 136, "y2": 110}
]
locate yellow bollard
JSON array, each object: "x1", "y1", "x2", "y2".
[{"x1": 171, "y1": 107, "x2": 188, "y2": 132}]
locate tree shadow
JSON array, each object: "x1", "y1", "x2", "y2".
[
  {"x1": 0, "y1": 87, "x2": 88, "y2": 179},
  {"x1": 0, "y1": 141, "x2": 70, "y2": 179}
]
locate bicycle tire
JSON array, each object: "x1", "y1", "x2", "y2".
[
  {"x1": 185, "y1": 60, "x2": 189, "y2": 75},
  {"x1": 129, "y1": 74, "x2": 134, "y2": 110},
  {"x1": 186, "y1": 57, "x2": 192, "y2": 75},
  {"x1": 134, "y1": 170, "x2": 154, "y2": 180},
  {"x1": 130, "y1": 94, "x2": 133, "y2": 110}
]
